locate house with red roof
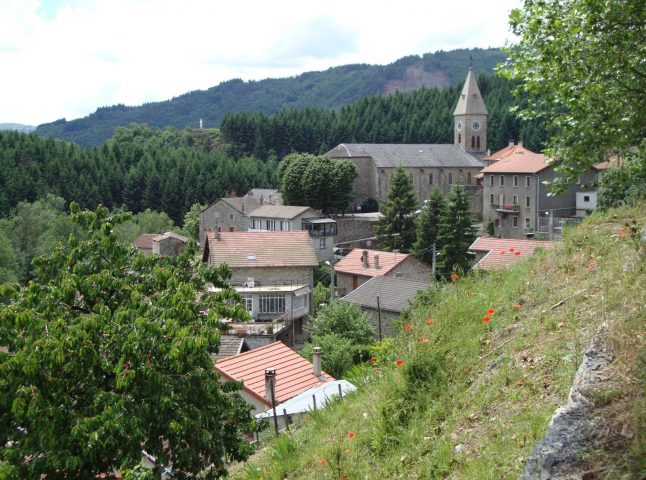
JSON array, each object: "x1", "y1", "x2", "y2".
[
  {"x1": 469, "y1": 237, "x2": 557, "y2": 270},
  {"x1": 334, "y1": 248, "x2": 431, "y2": 296},
  {"x1": 481, "y1": 144, "x2": 606, "y2": 239},
  {"x1": 214, "y1": 341, "x2": 334, "y2": 416}
]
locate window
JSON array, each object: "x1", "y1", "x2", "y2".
[
  {"x1": 280, "y1": 221, "x2": 290, "y2": 231},
  {"x1": 525, "y1": 217, "x2": 531, "y2": 229},
  {"x1": 500, "y1": 176, "x2": 505, "y2": 186},
  {"x1": 293, "y1": 293, "x2": 307, "y2": 311},
  {"x1": 229, "y1": 226, "x2": 234, "y2": 232},
  {"x1": 229, "y1": 213, "x2": 234, "y2": 220},
  {"x1": 489, "y1": 175, "x2": 494, "y2": 187},
  {"x1": 259, "y1": 294, "x2": 285, "y2": 314},
  {"x1": 319, "y1": 238, "x2": 326, "y2": 249},
  {"x1": 583, "y1": 195, "x2": 590, "y2": 203},
  {"x1": 471, "y1": 136, "x2": 475, "y2": 149},
  {"x1": 458, "y1": 133, "x2": 461, "y2": 143},
  {"x1": 251, "y1": 218, "x2": 261, "y2": 229},
  {"x1": 525, "y1": 196, "x2": 531, "y2": 208},
  {"x1": 467, "y1": 172, "x2": 472, "y2": 185},
  {"x1": 525, "y1": 176, "x2": 531, "y2": 187},
  {"x1": 242, "y1": 296, "x2": 253, "y2": 313},
  {"x1": 266, "y1": 220, "x2": 276, "y2": 231},
  {"x1": 513, "y1": 216, "x2": 519, "y2": 228},
  {"x1": 513, "y1": 175, "x2": 519, "y2": 187},
  {"x1": 489, "y1": 193, "x2": 494, "y2": 205},
  {"x1": 429, "y1": 173, "x2": 433, "y2": 185},
  {"x1": 448, "y1": 173, "x2": 453, "y2": 185},
  {"x1": 513, "y1": 195, "x2": 519, "y2": 205},
  {"x1": 476, "y1": 136, "x2": 480, "y2": 149}
]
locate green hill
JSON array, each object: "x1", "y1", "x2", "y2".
[
  {"x1": 34, "y1": 48, "x2": 506, "y2": 147},
  {"x1": 233, "y1": 205, "x2": 646, "y2": 479}
]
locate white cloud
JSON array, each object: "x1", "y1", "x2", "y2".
[{"x1": 0, "y1": 0, "x2": 520, "y2": 125}]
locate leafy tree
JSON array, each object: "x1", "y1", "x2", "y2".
[
  {"x1": 302, "y1": 156, "x2": 334, "y2": 211},
  {"x1": 301, "y1": 334, "x2": 354, "y2": 379},
  {"x1": 307, "y1": 301, "x2": 374, "y2": 346},
  {"x1": 311, "y1": 282, "x2": 330, "y2": 318},
  {"x1": 279, "y1": 153, "x2": 314, "y2": 206},
  {"x1": 113, "y1": 208, "x2": 176, "y2": 244},
  {"x1": 183, "y1": 202, "x2": 205, "y2": 241},
  {"x1": 330, "y1": 159, "x2": 358, "y2": 213},
  {"x1": 502, "y1": 0, "x2": 646, "y2": 187},
  {"x1": 0, "y1": 206, "x2": 256, "y2": 478},
  {"x1": 437, "y1": 185, "x2": 477, "y2": 277},
  {"x1": 0, "y1": 226, "x2": 18, "y2": 285},
  {"x1": 597, "y1": 143, "x2": 646, "y2": 209},
  {"x1": 414, "y1": 188, "x2": 446, "y2": 265},
  {"x1": 376, "y1": 167, "x2": 418, "y2": 252}
]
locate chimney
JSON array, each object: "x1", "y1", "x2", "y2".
[
  {"x1": 264, "y1": 369, "x2": 276, "y2": 403},
  {"x1": 216, "y1": 224, "x2": 221, "y2": 240},
  {"x1": 374, "y1": 254, "x2": 380, "y2": 269},
  {"x1": 509, "y1": 139, "x2": 515, "y2": 148},
  {"x1": 312, "y1": 347, "x2": 322, "y2": 377},
  {"x1": 362, "y1": 250, "x2": 369, "y2": 268},
  {"x1": 260, "y1": 194, "x2": 264, "y2": 205},
  {"x1": 518, "y1": 141, "x2": 524, "y2": 147}
]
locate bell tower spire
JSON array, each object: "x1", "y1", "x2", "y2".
[{"x1": 453, "y1": 68, "x2": 488, "y2": 154}]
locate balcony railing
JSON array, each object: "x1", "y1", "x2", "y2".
[{"x1": 494, "y1": 204, "x2": 521, "y2": 213}]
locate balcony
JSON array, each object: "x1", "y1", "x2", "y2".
[
  {"x1": 302, "y1": 218, "x2": 337, "y2": 237},
  {"x1": 495, "y1": 204, "x2": 521, "y2": 213}
]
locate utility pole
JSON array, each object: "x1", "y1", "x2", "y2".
[
  {"x1": 377, "y1": 296, "x2": 382, "y2": 340},
  {"x1": 431, "y1": 242, "x2": 437, "y2": 278}
]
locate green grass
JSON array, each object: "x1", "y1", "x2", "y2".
[{"x1": 231, "y1": 204, "x2": 646, "y2": 480}]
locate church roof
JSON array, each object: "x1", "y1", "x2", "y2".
[
  {"x1": 453, "y1": 68, "x2": 488, "y2": 116},
  {"x1": 326, "y1": 143, "x2": 484, "y2": 169}
]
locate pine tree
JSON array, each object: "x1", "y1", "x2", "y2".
[
  {"x1": 414, "y1": 188, "x2": 446, "y2": 265},
  {"x1": 437, "y1": 184, "x2": 477, "y2": 277},
  {"x1": 376, "y1": 167, "x2": 418, "y2": 252}
]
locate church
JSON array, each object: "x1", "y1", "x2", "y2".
[{"x1": 327, "y1": 68, "x2": 487, "y2": 218}]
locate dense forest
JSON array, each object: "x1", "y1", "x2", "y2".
[
  {"x1": 220, "y1": 74, "x2": 547, "y2": 159},
  {"x1": 34, "y1": 48, "x2": 506, "y2": 146},
  {"x1": 1, "y1": 72, "x2": 546, "y2": 229}
]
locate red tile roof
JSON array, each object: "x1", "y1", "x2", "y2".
[
  {"x1": 481, "y1": 149, "x2": 549, "y2": 174},
  {"x1": 334, "y1": 248, "x2": 411, "y2": 277},
  {"x1": 469, "y1": 237, "x2": 557, "y2": 270},
  {"x1": 483, "y1": 143, "x2": 536, "y2": 162},
  {"x1": 203, "y1": 231, "x2": 319, "y2": 268},
  {"x1": 215, "y1": 341, "x2": 333, "y2": 407}
]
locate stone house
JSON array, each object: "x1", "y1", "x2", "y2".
[
  {"x1": 198, "y1": 196, "x2": 261, "y2": 247},
  {"x1": 339, "y1": 276, "x2": 429, "y2": 338},
  {"x1": 202, "y1": 230, "x2": 318, "y2": 330},
  {"x1": 333, "y1": 248, "x2": 431, "y2": 296},
  {"x1": 248, "y1": 205, "x2": 337, "y2": 261},
  {"x1": 327, "y1": 68, "x2": 487, "y2": 218},
  {"x1": 134, "y1": 232, "x2": 188, "y2": 256}
]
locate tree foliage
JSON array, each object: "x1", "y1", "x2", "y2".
[
  {"x1": 437, "y1": 185, "x2": 477, "y2": 276},
  {"x1": 502, "y1": 0, "x2": 646, "y2": 187},
  {"x1": 376, "y1": 167, "x2": 418, "y2": 252},
  {"x1": 597, "y1": 142, "x2": 646, "y2": 209},
  {"x1": 414, "y1": 188, "x2": 447, "y2": 265},
  {"x1": 0, "y1": 206, "x2": 256, "y2": 478}
]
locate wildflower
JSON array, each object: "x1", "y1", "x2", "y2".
[
  {"x1": 483, "y1": 316, "x2": 490, "y2": 323},
  {"x1": 513, "y1": 303, "x2": 522, "y2": 310},
  {"x1": 347, "y1": 432, "x2": 355, "y2": 439},
  {"x1": 509, "y1": 247, "x2": 515, "y2": 252},
  {"x1": 404, "y1": 323, "x2": 412, "y2": 331},
  {"x1": 426, "y1": 317, "x2": 433, "y2": 324},
  {"x1": 515, "y1": 251, "x2": 521, "y2": 256},
  {"x1": 319, "y1": 460, "x2": 326, "y2": 465},
  {"x1": 450, "y1": 273, "x2": 459, "y2": 281},
  {"x1": 396, "y1": 359, "x2": 404, "y2": 367},
  {"x1": 419, "y1": 337, "x2": 429, "y2": 342},
  {"x1": 487, "y1": 308, "x2": 495, "y2": 315},
  {"x1": 588, "y1": 261, "x2": 596, "y2": 270},
  {"x1": 620, "y1": 228, "x2": 626, "y2": 237},
  {"x1": 370, "y1": 357, "x2": 376, "y2": 363},
  {"x1": 500, "y1": 250, "x2": 505, "y2": 255}
]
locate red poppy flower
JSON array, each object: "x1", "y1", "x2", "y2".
[
  {"x1": 620, "y1": 228, "x2": 626, "y2": 237},
  {"x1": 419, "y1": 337, "x2": 429, "y2": 342},
  {"x1": 513, "y1": 303, "x2": 522, "y2": 309},
  {"x1": 396, "y1": 359, "x2": 404, "y2": 367},
  {"x1": 515, "y1": 251, "x2": 521, "y2": 256},
  {"x1": 588, "y1": 261, "x2": 596, "y2": 270},
  {"x1": 370, "y1": 357, "x2": 376, "y2": 363},
  {"x1": 500, "y1": 251, "x2": 505, "y2": 255},
  {"x1": 509, "y1": 247, "x2": 515, "y2": 252},
  {"x1": 426, "y1": 317, "x2": 433, "y2": 324},
  {"x1": 404, "y1": 324, "x2": 412, "y2": 331},
  {"x1": 483, "y1": 316, "x2": 490, "y2": 323},
  {"x1": 319, "y1": 460, "x2": 326, "y2": 465},
  {"x1": 450, "y1": 273, "x2": 459, "y2": 281},
  {"x1": 487, "y1": 308, "x2": 495, "y2": 315},
  {"x1": 347, "y1": 432, "x2": 355, "y2": 439}
]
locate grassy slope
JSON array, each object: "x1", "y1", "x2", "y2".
[{"x1": 234, "y1": 205, "x2": 646, "y2": 480}]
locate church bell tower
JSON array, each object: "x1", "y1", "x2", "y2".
[{"x1": 453, "y1": 68, "x2": 488, "y2": 155}]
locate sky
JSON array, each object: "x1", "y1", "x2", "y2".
[{"x1": 0, "y1": 0, "x2": 522, "y2": 126}]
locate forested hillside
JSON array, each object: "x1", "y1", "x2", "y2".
[{"x1": 35, "y1": 48, "x2": 505, "y2": 146}]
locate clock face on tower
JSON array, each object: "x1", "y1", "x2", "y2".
[
  {"x1": 456, "y1": 121, "x2": 463, "y2": 132},
  {"x1": 472, "y1": 120, "x2": 481, "y2": 131}
]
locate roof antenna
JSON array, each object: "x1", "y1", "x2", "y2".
[{"x1": 469, "y1": 54, "x2": 473, "y2": 69}]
